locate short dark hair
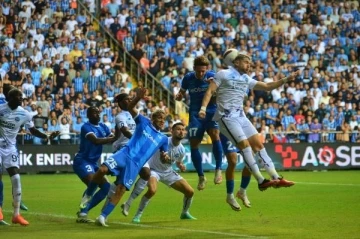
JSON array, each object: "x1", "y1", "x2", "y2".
[{"x1": 114, "y1": 93, "x2": 128, "y2": 103}]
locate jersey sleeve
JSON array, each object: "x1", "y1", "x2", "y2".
[
  {"x1": 213, "y1": 71, "x2": 224, "y2": 87},
  {"x1": 102, "y1": 123, "x2": 112, "y2": 137},
  {"x1": 24, "y1": 111, "x2": 35, "y2": 129},
  {"x1": 247, "y1": 75, "x2": 258, "y2": 90},
  {"x1": 180, "y1": 74, "x2": 189, "y2": 91},
  {"x1": 176, "y1": 145, "x2": 186, "y2": 162},
  {"x1": 82, "y1": 124, "x2": 94, "y2": 138},
  {"x1": 159, "y1": 135, "x2": 169, "y2": 152},
  {"x1": 134, "y1": 113, "x2": 149, "y2": 125},
  {"x1": 115, "y1": 114, "x2": 128, "y2": 129}
]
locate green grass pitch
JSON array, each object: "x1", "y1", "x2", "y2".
[{"x1": 1, "y1": 171, "x2": 359, "y2": 239}]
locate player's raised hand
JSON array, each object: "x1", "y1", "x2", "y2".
[
  {"x1": 288, "y1": 70, "x2": 301, "y2": 81},
  {"x1": 137, "y1": 87, "x2": 148, "y2": 99},
  {"x1": 198, "y1": 106, "x2": 206, "y2": 119},
  {"x1": 49, "y1": 131, "x2": 61, "y2": 140},
  {"x1": 175, "y1": 92, "x2": 183, "y2": 101}
]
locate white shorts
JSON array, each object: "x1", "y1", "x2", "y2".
[
  {"x1": 143, "y1": 162, "x2": 150, "y2": 169},
  {"x1": 0, "y1": 145, "x2": 20, "y2": 171},
  {"x1": 150, "y1": 169, "x2": 183, "y2": 186},
  {"x1": 218, "y1": 116, "x2": 258, "y2": 145}
]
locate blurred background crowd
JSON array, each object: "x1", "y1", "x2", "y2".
[{"x1": 0, "y1": 0, "x2": 359, "y2": 144}]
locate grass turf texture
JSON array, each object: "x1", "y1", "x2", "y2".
[{"x1": 1, "y1": 171, "x2": 359, "y2": 239}]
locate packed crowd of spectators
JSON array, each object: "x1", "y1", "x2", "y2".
[
  {"x1": 100, "y1": 0, "x2": 360, "y2": 143},
  {"x1": 0, "y1": 0, "x2": 359, "y2": 144}
]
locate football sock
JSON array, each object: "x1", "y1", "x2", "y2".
[
  {"x1": 241, "y1": 147, "x2": 264, "y2": 183},
  {"x1": 85, "y1": 181, "x2": 98, "y2": 197},
  {"x1": 257, "y1": 148, "x2": 280, "y2": 180},
  {"x1": 212, "y1": 140, "x2": 223, "y2": 170},
  {"x1": 11, "y1": 174, "x2": 21, "y2": 217},
  {"x1": 226, "y1": 180, "x2": 234, "y2": 194},
  {"x1": 85, "y1": 182, "x2": 110, "y2": 213},
  {"x1": 0, "y1": 180, "x2": 3, "y2": 207},
  {"x1": 135, "y1": 195, "x2": 150, "y2": 218},
  {"x1": 127, "y1": 178, "x2": 147, "y2": 206},
  {"x1": 100, "y1": 202, "x2": 115, "y2": 218},
  {"x1": 240, "y1": 176, "x2": 251, "y2": 190},
  {"x1": 191, "y1": 148, "x2": 204, "y2": 176},
  {"x1": 182, "y1": 196, "x2": 193, "y2": 214}
]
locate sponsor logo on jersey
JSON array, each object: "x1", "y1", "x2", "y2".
[{"x1": 0, "y1": 120, "x2": 16, "y2": 129}]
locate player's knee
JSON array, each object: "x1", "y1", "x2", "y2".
[
  {"x1": 139, "y1": 167, "x2": 150, "y2": 181},
  {"x1": 147, "y1": 185, "x2": 157, "y2": 197},
  {"x1": 237, "y1": 140, "x2": 250, "y2": 150},
  {"x1": 208, "y1": 130, "x2": 220, "y2": 140},
  {"x1": 185, "y1": 187, "x2": 194, "y2": 198},
  {"x1": 98, "y1": 165, "x2": 108, "y2": 175}
]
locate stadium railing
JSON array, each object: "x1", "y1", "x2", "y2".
[{"x1": 76, "y1": 0, "x2": 189, "y2": 115}]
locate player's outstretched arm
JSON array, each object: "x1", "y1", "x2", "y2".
[
  {"x1": 29, "y1": 127, "x2": 60, "y2": 143},
  {"x1": 253, "y1": 70, "x2": 301, "y2": 91},
  {"x1": 86, "y1": 133, "x2": 116, "y2": 145},
  {"x1": 128, "y1": 87, "x2": 147, "y2": 118},
  {"x1": 199, "y1": 81, "x2": 218, "y2": 118}
]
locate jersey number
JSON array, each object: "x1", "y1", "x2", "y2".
[
  {"x1": 106, "y1": 158, "x2": 117, "y2": 169},
  {"x1": 227, "y1": 141, "x2": 236, "y2": 151},
  {"x1": 188, "y1": 128, "x2": 198, "y2": 137},
  {"x1": 11, "y1": 155, "x2": 19, "y2": 162},
  {"x1": 85, "y1": 165, "x2": 93, "y2": 172}
]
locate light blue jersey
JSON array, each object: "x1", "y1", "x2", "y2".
[
  {"x1": 104, "y1": 114, "x2": 168, "y2": 189},
  {"x1": 0, "y1": 93, "x2": 6, "y2": 104}
]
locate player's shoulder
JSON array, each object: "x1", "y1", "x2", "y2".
[
  {"x1": 206, "y1": 70, "x2": 216, "y2": 78},
  {"x1": 183, "y1": 71, "x2": 195, "y2": 80}
]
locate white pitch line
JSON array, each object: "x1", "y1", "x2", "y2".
[
  {"x1": 185, "y1": 179, "x2": 360, "y2": 187},
  {"x1": 3, "y1": 210, "x2": 268, "y2": 239}
]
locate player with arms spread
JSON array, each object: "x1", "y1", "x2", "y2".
[
  {"x1": 175, "y1": 56, "x2": 223, "y2": 190},
  {"x1": 199, "y1": 53, "x2": 296, "y2": 191},
  {"x1": 0, "y1": 89, "x2": 59, "y2": 226},
  {"x1": 73, "y1": 106, "x2": 117, "y2": 223},
  {"x1": 79, "y1": 88, "x2": 170, "y2": 227}
]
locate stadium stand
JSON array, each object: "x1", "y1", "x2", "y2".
[{"x1": 0, "y1": 0, "x2": 359, "y2": 144}]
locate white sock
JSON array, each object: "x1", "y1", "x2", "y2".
[
  {"x1": 11, "y1": 174, "x2": 21, "y2": 217},
  {"x1": 241, "y1": 147, "x2": 265, "y2": 183},
  {"x1": 107, "y1": 183, "x2": 116, "y2": 198},
  {"x1": 126, "y1": 178, "x2": 147, "y2": 206},
  {"x1": 257, "y1": 148, "x2": 280, "y2": 180},
  {"x1": 135, "y1": 195, "x2": 150, "y2": 218},
  {"x1": 227, "y1": 193, "x2": 234, "y2": 199},
  {"x1": 239, "y1": 188, "x2": 246, "y2": 194},
  {"x1": 182, "y1": 196, "x2": 193, "y2": 214}
]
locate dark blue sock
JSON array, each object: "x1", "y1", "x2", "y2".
[
  {"x1": 212, "y1": 140, "x2": 223, "y2": 170},
  {"x1": 240, "y1": 176, "x2": 251, "y2": 189},
  {"x1": 101, "y1": 202, "x2": 115, "y2": 218},
  {"x1": 0, "y1": 181, "x2": 3, "y2": 207},
  {"x1": 81, "y1": 182, "x2": 110, "y2": 214},
  {"x1": 86, "y1": 181, "x2": 98, "y2": 197},
  {"x1": 226, "y1": 180, "x2": 234, "y2": 194},
  {"x1": 191, "y1": 148, "x2": 203, "y2": 176}
]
